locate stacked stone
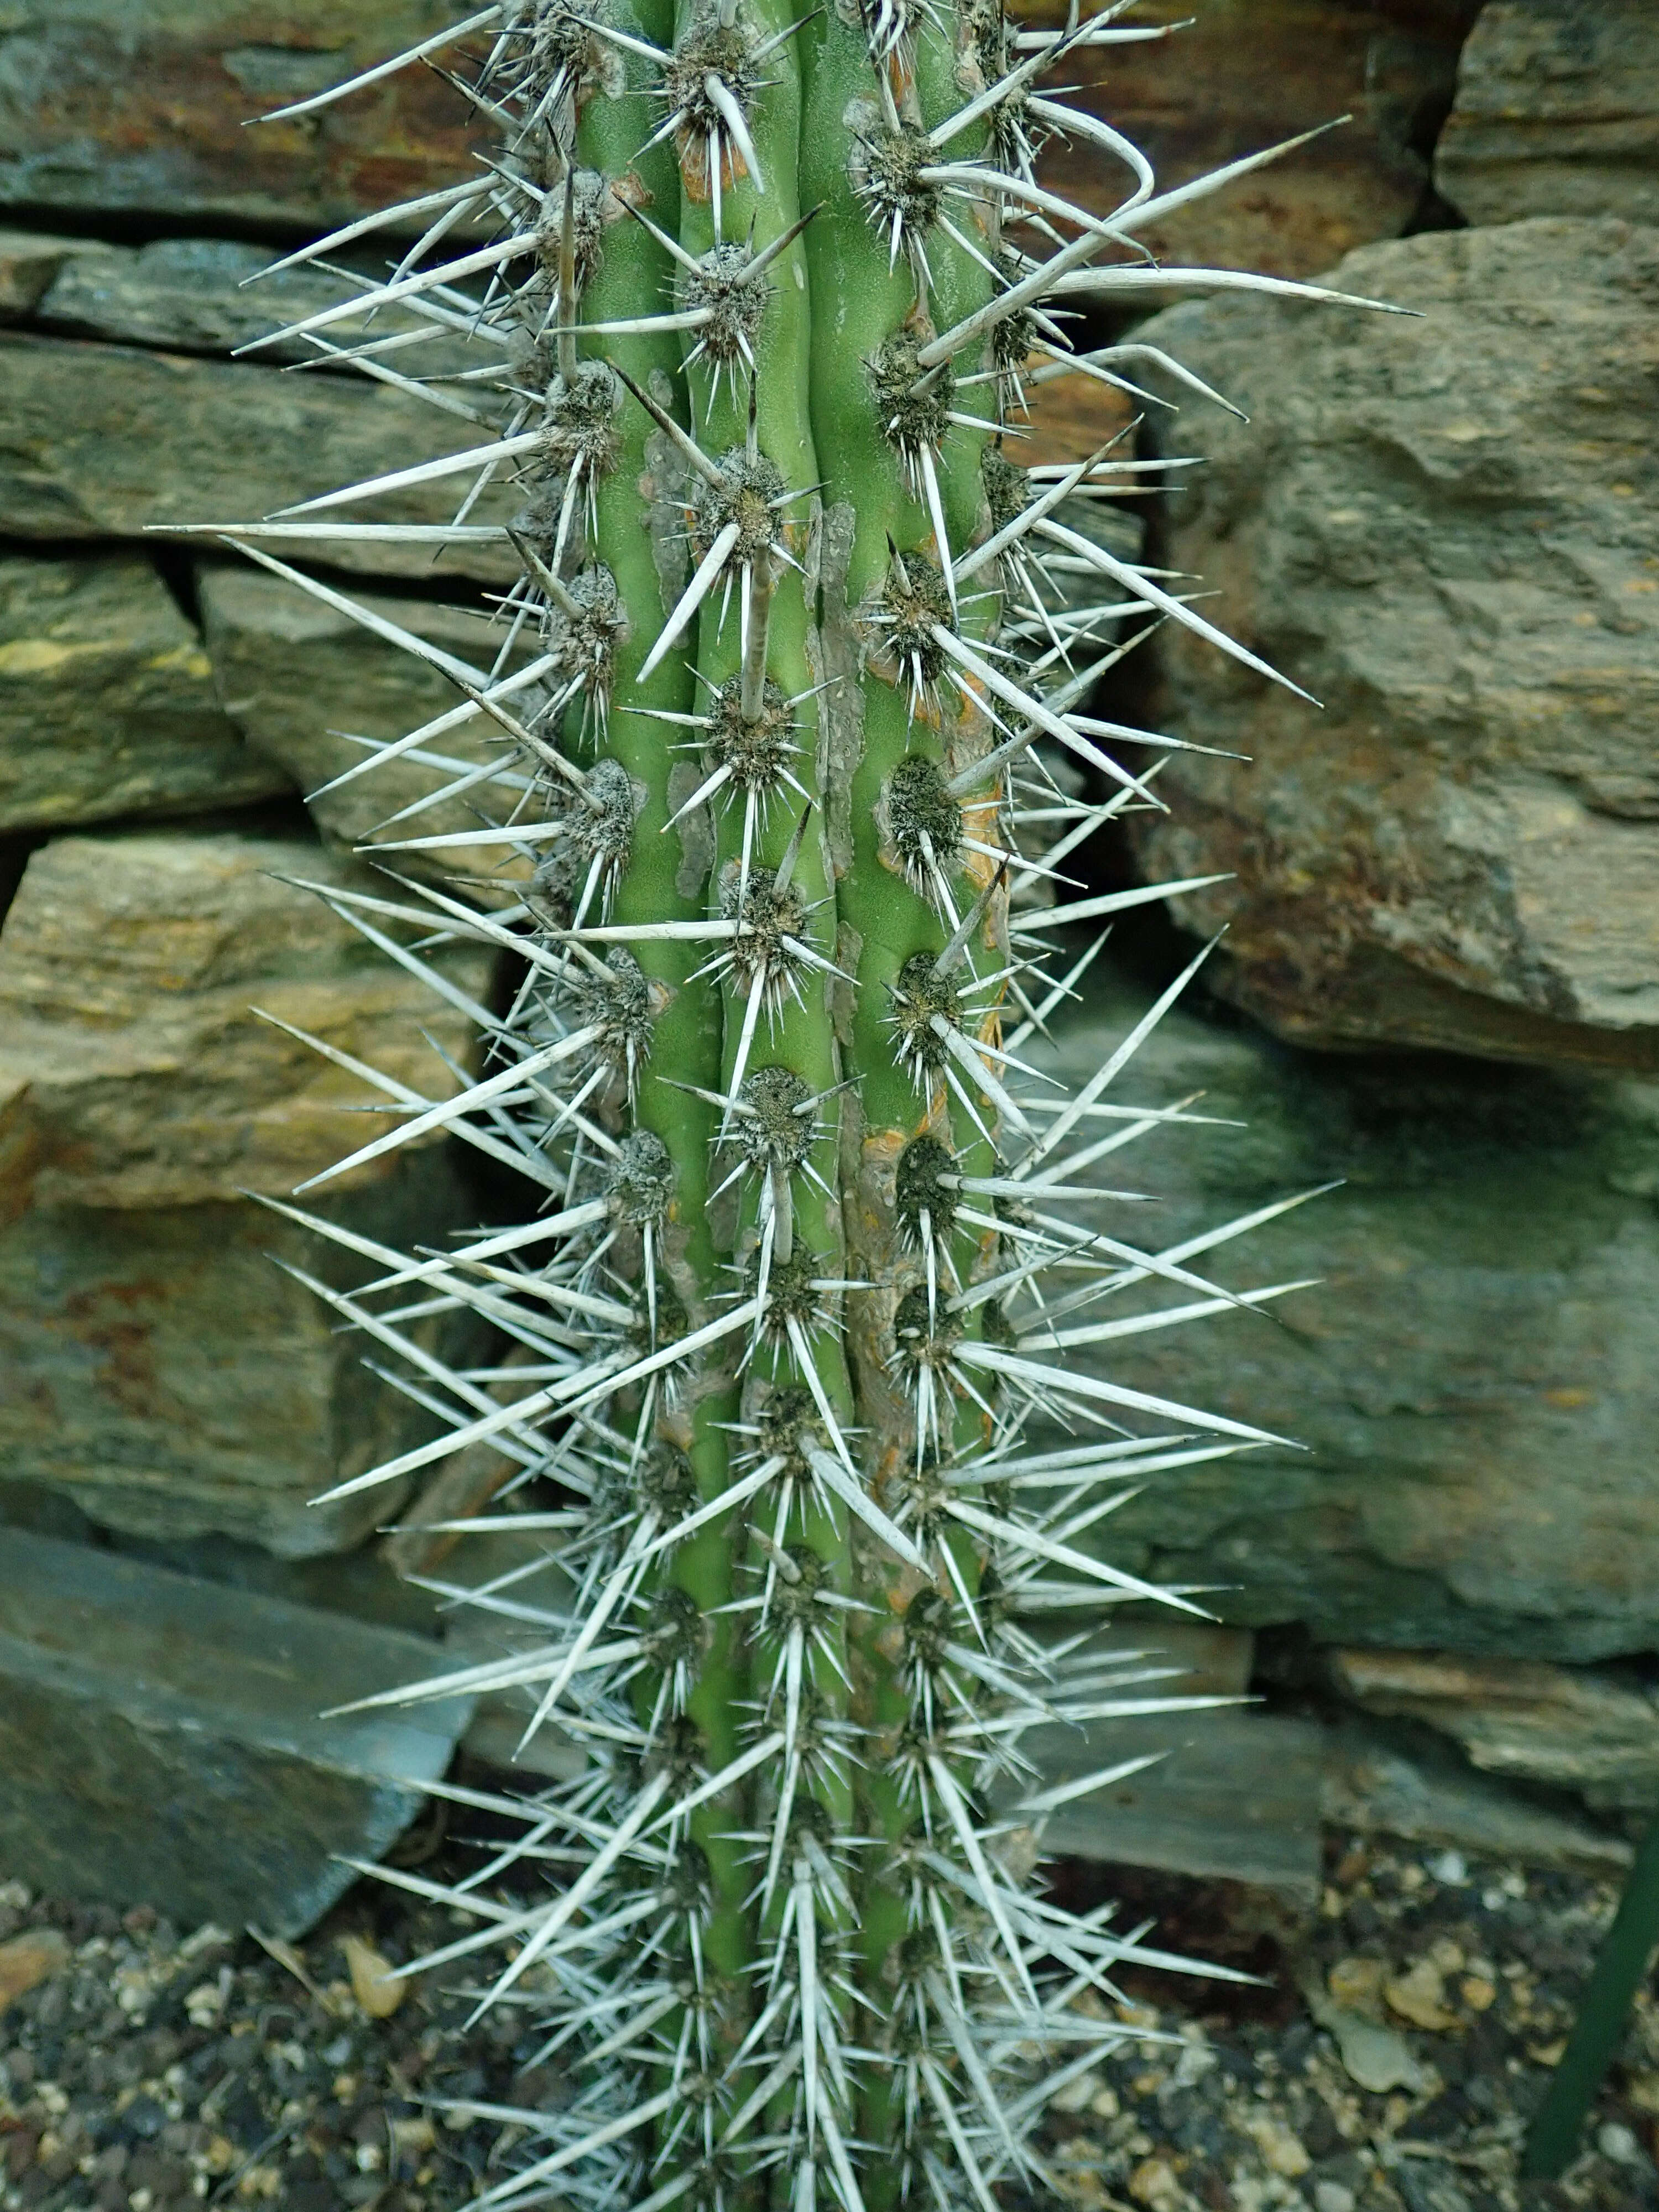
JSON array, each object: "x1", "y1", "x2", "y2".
[
  {"x1": 4, "y1": 0, "x2": 1655, "y2": 1695},
  {"x1": 0, "y1": 0, "x2": 1473, "y2": 1572},
  {"x1": 1093, "y1": 0, "x2": 1659, "y2": 1669}
]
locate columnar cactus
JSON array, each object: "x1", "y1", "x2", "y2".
[{"x1": 203, "y1": 7, "x2": 1397, "y2": 2206}]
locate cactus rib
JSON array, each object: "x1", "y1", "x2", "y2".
[{"x1": 202, "y1": 1, "x2": 1395, "y2": 2204}]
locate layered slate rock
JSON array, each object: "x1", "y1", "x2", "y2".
[
  {"x1": 1035, "y1": 967, "x2": 1659, "y2": 1665},
  {"x1": 0, "y1": 827, "x2": 489, "y2": 1208},
  {"x1": 1437, "y1": 0, "x2": 1659, "y2": 226},
  {"x1": 34, "y1": 232, "x2": 481, "y2": 375},
  {"x1": 0, "y1": 554, "x2": 290, "y2": 831},
  {"x1": 198, "y1": 564, "x2": 533, "y2": 875},
  {"x1": 0, "y1": 331, "x2": 515, "y2": 584},
  {"x1": 0, "y1": 827, "x2": 494, "y2": 1552},
  {"x1": 0, "y1": 2, "x2": 481, "y2": 234},
  {"x1": 0, "y1": 1531, "x2": 471, "y2": 1937},
  {"x1": 1329, "y1": 1647, "x2": 1659, "y2": 1814},
  {"x1": 1123, "y1": 220, "x2": 1659, "y2": 1068}
]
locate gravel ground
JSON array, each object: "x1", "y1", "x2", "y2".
[{"x1": 1, "y1": 1821, "x2": 1653, "y2": 2211}]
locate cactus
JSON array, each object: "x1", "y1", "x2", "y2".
[{"x1": 195, "y1": 7, "x2": 1401, "y2": 2206}]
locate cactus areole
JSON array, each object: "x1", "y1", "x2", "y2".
[{"x1": 205, "y1": 6, "x2": 1401, "y2": 2206}]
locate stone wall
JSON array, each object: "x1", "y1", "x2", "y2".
[
  {"x1": 1, "y1": 4, "x2": 1654, "y2": 1736},
  {"x1": 1076, "y1": 0, "x2": 1659, "y2": 1697}
]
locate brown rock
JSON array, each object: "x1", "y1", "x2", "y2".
[
  {"x1": 341, "y1": 1934, "x2": 407, "y2": 2018},
  {"x1": 1383, "y1": 1958, "x2": 1457, "y2": 2032},
  {"x1": 1125, "y1": 220, "x2": 1659, "y2": 1068},
  {"x1": 0, "y1": 1928, "x2": 67, "y2": 2014},
  {"x1": 1023, "y1": 0, "x2": 1479, "y2": 282},
  {"x1": 197, "y1": 563, "x2": 533, "y2": 876},
  {"x1": 0, "y1": 827, "x2": 488, "y2": 1209},
  {"x1": 1330, "y1": 1646, "x2": 1659, "y2": 1811},
  {"x1": 0, "y1": 827, "x2": 495, "y2": 1554},
  {"x1": 0, "y1": 554, "x2": 290, "y2": 832},
  {"x1": 0, "y1": 3, "x2": 482, "y2": 234},
  {"x1": 0, "y1": 1168, "x2": 487, "y2": 1555},
  {"x1": 1437, "y1": 0, "x2": 1659, "y2": 227},
  {"x1": 0, "y1": 331, "x2": 515, "y2": 585}
]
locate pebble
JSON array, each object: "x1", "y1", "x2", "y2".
[
  {"x1": 1384, "y1": 1959, "x2": 1460, "y2": 2033},
  {"x1": 1597, "y1": 2119, "x2": 1644, "y2": 2166},
  {"x1": 0, "y1": 1932, "x2": 67, "y2": 2016}
]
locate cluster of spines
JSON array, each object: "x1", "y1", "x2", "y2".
[{"x1": 190, "y1": 3, "x2": 1402, "y2": 2208}]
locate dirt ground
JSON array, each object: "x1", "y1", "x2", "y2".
[{"x1": 1, "y1": 1823, "x2": 1653, "y2": 2211}]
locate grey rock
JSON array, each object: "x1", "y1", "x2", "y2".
[
  {"x1": 0, "y1": 1530, "x2": 471, "y2": 1938},
  {"x1": 1034, "y1": 959, "x2": 1659, "y2": 1663},
  {"x1": 0, "y1": 330, "x2": 515, "y2": 584},
  {"x1": 1302, "y1": 1979, "x2": 1423, "y2": 2095},
  {"x1": 0, "y1": 826, "x2": 495, "y2": 1553},
  {"x1": 1006, "y1": 1709, "x2": 1324, "y2": 1898},
  {"x1": 1126, "y1": 221, "x2": 1659, "y2": 1070},
  {"x1": 1321, "y1": 1720, "x2": 1632, "y2": 1876},
  {"x1": 0, "y1": 3, "x2": 479, "y2": 236},
  {"x1": 36, "y1": 234, "x2": 479, "y2": 377},
  {"x1": 197, "y1": 564, "x2": 533, "y2": 874},
  {"x1": 1329, "y1": 1646, "x2": 1659, "y2": 1812},
  {"x1": 1437, "y1": 0, "x2": 1659, "y2": 227},
  {"x1": 0, "y1": 554, "x2": 290, "y2": 832}
]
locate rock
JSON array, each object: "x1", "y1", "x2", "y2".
[
  {"x1": 0, "y1": 331, "x2": 515, "y2": 585},
  {"x1": 0, "y1": 3, "x2": 481, "y2": 234},
  {"x1": 1242, "y1": 2115, "x2": 1311, "y2": 2178},
  {"x1": 1303, "y1": 1975, "x2": 1423, "y2": 2094},
  {"x1": 0, "y1": 226, "x2": 114, "y2": 317},
  {"x1": 1436, "y1": 0, "x2": 1659, "y2": 227},
  {"x1": 0, "y1": 1530, "x2": 472, "y2": 1938},
  {"x1": 0, "y1": 1160, "x2": 493, "y2": 1557},
  {"x1": 1124, "y1": 221, "x2": 1659, "y2": 1070},
  {"x1": 197, "y1": 564, "x2": 531, "y2": 874},
  {"x1": 0, "y1": 826, "x2": 495, "y2": 1553},
  {"x1": 35, "y1": 234, "x2": 478, "y2": 375},
  {"x1": 0, "y1": 554, "x2": 290, "y2": 832},
  {"x1": 1000, "y1": 1707, "x2": 1326, "y2": 1897},
  {"x1": 1024, "y1": 0, "x2": 1478, "y2": 281},
  {"x1": 1322, "y1": 1720, "x2": 1633, "y2": 1875},
  {"x1": 341, "y1": 1935, "x2": 406, "y2": 2019},
  {"x1": 0, "y1": 1928, "x2": 67, "y2": 2015},
  {"x1": 1382, "y1": 1959, "x2": 1458, "y2": 2033},
  {"x1": 1329, "y1": 1647, "x2": 1659, "y2": 1812},
  {"x1": 1034, "y1": 957, "x2": 1659, "y2": 1663},
  {"x1": 0, "y1": 827, "x2": 489, "y2": 1209}
]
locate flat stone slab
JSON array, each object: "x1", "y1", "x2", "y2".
[
  {"x1": 0, "y1": 1531, "x2": 472, "y2": 1938},
  {"x1": 0, "y1": 331, "x2": 515, "y2": 585},
  {"x1": 1013, "y1": 1710, "x2": 1327, "y2": 1900},
  {"x1": 1030, "y1": 973, "x2": 1659, "y2": 1667},
  {"x1": 0, "y1": 554, "x2": 288, "y2": 833}
]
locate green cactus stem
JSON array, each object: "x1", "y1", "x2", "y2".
[{"x1": 182, "y1": 3, "x2": 1406, "y2": 2204}]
